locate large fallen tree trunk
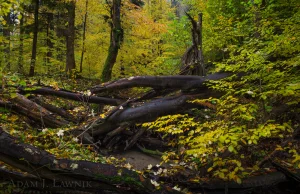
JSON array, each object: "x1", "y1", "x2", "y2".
[
  {"x1": 5, "y1": 72, "x2": 230, "y2": 139},
  {"x1": 80, "y1": 94, "x2": 205, "y2": 136},
  {"x1": 0, "y1": 127, "x2": 153, "y2": 193},
  {"x1": 0, "y1": 73, "x2": 232, "y2": 149},
  {"x1": 91, "y1": 72, "x2": 231, "y2": 93}
]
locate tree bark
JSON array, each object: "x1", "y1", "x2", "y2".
[
  {"x1": 101, "y1": 0, "x2": 123, "y2": 82},
  {"x1": 80, "y1": 0, "x2": 88, "y2": 73},
  {"x1": 92, "y1": 72, "x2": 231, "y2": 93},
  {"x1": 180, "y1": 13, "x2": 205, "y2": 76},
  {"x1": 32, "y1": 97, "x2": 77, "y2": 122},
  {"x1": 0, "y1": 94, "x2": 68, "y2": 128},
  {"x1": 81, "y1": 94, "x2": 205, "y2": 136},
  {"x1": 29, "y1": 0, "x2": 39, "y2": 76},
  {"x1": 3, "y1": 13, "x2": 12, "y2": 71},
  {"x1": 46, "y1": 12, "x2": 54, "y2": 68},
  {"x1": 65, "y1": 0, "x2": 76, "y2": 74},
  {"x1": 19, "y1": 86, "x2": 123, "y2": 105},
  {"x1": 1, "y1": 126, "x2": 299, "y2": 193},
  {"x1": 18, "y1": 13, "x2": 24, "y2": 74},
  {"x1": 0, "y1": 127, "x2": 153, "y2": 194}
]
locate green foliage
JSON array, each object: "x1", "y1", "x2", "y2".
[
  {"x1": 290, "y1": 149, "x2": 300, "y2": 169},
  {"x1": 141, "y1": 0, "x2": 300, "y2": 184},
  {"x1": 143, "y1": 97, "x2": 295, "y2": 182},
  {"x1": 160, "y1": 16, "x2": 191, "y2": 74}
]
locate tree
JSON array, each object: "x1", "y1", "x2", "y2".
[
  {"x1": 2, "y1": 12, "x2": 12, "y2": 71},
  {"x1": 45, "y1": 11, "x2": 54, "y2": 69},
  {"x1": 29, "y1": 0, "x2": 39, "y2": 76},
  {"x1": 79, "y1": 0, "x2": 88, "y2": 73},
  {"x1": 17, "y1": 12, "x2": 24, "y2": 74},
  {"x1": 65, "y1": 0, "x2": 76, "y2": 74},
  {"x1": 101, "y1": 0, "x2": 123, "y2": 82},
  {"x1": 180, "y1": 12, "x2": 205, "y2": 76}
]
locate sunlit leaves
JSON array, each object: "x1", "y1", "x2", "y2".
[{"x1": 290, "y1": 150, "x2": 300, "y2": 169}]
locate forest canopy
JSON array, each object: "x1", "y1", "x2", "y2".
[{"x1": 0, "y1": 0, "x2": 300, "y2": 193}]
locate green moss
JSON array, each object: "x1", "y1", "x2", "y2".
[{"x1": 94, "y1": 172, "x2": 144, "y2": 188}]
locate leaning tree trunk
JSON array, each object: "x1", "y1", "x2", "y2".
[
  {"x1": 65, "y1": 0, "x2": 76, "y2": 74},
  {"x1": 29, "y1": 0, "x2": 39, "y2": 77},
  {"x1": 180, "y1": 12, "x2": 205, "y2": 76},
  {"x1": 101, "y1": 0, "x2": 123, "y2": 82},
  {"x1": 79, "y1": 0, "x2": 88, "y2": 73}
]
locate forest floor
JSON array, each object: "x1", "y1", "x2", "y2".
[{"x1": 114, "y1": 148, "x2": 163, "y2": 170}]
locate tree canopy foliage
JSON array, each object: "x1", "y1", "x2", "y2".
[{"x1": 0, "y1": 0, "x2": 299, "y2": 193}]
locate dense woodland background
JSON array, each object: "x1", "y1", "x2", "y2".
[{"x1": 0, "y1": 0, "x2": 300, "y2": 193}]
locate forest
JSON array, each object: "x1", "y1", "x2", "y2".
[{"x1": 0, "y1": 0, "x2": 300, "y2": 193}]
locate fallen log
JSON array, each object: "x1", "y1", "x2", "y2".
[
  {"x1": 0, "y1": 127, "x2": 152, "y2": 193},
  {"x1": 31, "y1": 97, "x2": 77, "y2": 122},
  {"x1": 0, "y1": 94, "x2": 68, "y2": 128},
  {"x1": 80, "y1": 94, "x2": 205, "y2": 136},
  {"x1": 1, "y1": 126, "x2": 300, "y2": 194},
  {"x1": 2, "y1": 72, "x2": 299, "y2": 193},
  {"x1": 91, "y1": 72, "x2": 231, "y2": 93},
  {"x1": 125, "y1": 128, "x2": 147, "y2": 151},
  {"x1": 19, "y1": 86, "x2": 123, "y2": 105}
]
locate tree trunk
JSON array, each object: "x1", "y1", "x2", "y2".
[
  {"x1": 65, "y1": 0, "x2": 76, "y2": 74},
  {"x1": 54, "y1": 11, "x2": 64, "y2": 69},
  {"x1": 29, "y1": 0, "x2": 39, "y2": 76},
  {"x1": 3, "y1": 13, "x2": 11, "y2": 71},
  {"x1": 0, "y1": 128, "x2": 152, "y2": 194},
  {"x1": 46, "y1": 12, "x2": 54, "y2": 68},
  {"x1": 18, "y1": 13, "x2": 24, "y2": 74},
  {"x1": 180, "y1": 13, "x2": 205, "y2": 76},
  {"x1": 80, "y1": 0, "x2": 88, "y2": 73},
  {"x1": 92, "y1": 72, "x2": 230, "y2": 93},
  {"x1": 19, "y1": 86, "x2": 123, "y2": 105},
  {"x1": 0, "y1": 94, "x2": 68, "y2": 128},
  {"x1": 101, "y1": 0, "x2": 123, "y2": 82}
]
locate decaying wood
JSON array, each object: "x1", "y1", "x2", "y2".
[
  {"x1": 19, "y1": 86, "x2": 123, "y2": 105},
  {"x1": 140, "y1": 138, "x2": 168, "y2": 148},
  {"x1": 180, "y1": 12, "x2": 205, "y2": 76},
  {"x1": 32, "y1": 97, "x2": 77, "y2": 122},
  {"x1": 1, "y1": 72, "x2": 232, "y2": 148},
  {"x1": 125, "y1": 127, "x2": 147, "y2": 151},
  {"x1": 103, "y1": 124, "x2": 128, "y2": 144},
  {"x1": 80, "y1": 94, "x2": 204, "y2": 137},
  {"x1": 1, "y1": 72, "x2": 300, "y2": 193},
  {"x1": 1, "y1": 127, "x2": 299, "y2": 193},
  {"x1": 1, "y1": 94, "x2": 68, "y2": 128},
  {"x1": 269, "y1": 159, "x2": 300, "y2": 183},
  {"x1": 0, "y1": 127, "x2": 152, "y2": 193},
  {"x1": 92, "y1": 72, "x2": 231, "y2": 93}
]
